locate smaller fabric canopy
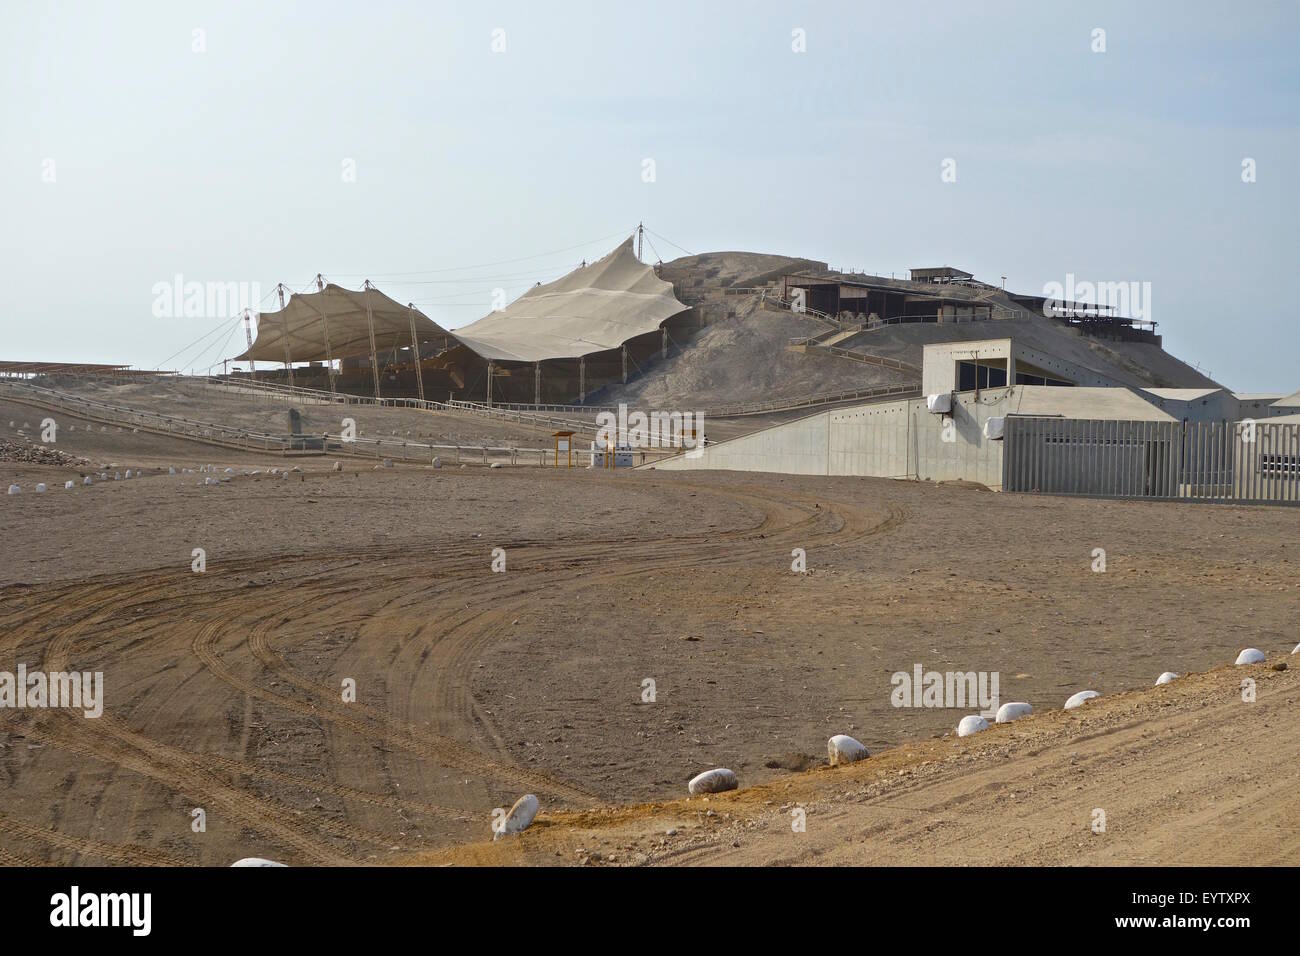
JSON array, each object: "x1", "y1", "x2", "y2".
[{"x1": 237, "y1": 285, "x2": 451, "y2": 363}]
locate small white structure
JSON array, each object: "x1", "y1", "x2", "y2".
[
  {"x1": 231, "y1": 858, "x2": 287, "y2": 867},
  {"x1": 64, "y1": 480, "x2": 75, "y2": 490},
  {"x1": 926, "y1": 392, "x2": 953, "y2": 414},
  {"x1": 589, "y1": 442, "x2": 635, "y2": 469},
  {"x1": 1234, "y1": 648, "x2": 1266, "y2": 665},
  {"x1": 688, "y1": 768, "x2": 738, "y2": 795},
  {"x1": 827, "y1": 734, "x2": 869, "y2": 766},
  {"x1": 1064, "y1": 690, "x2": 1100, "y2": 710},
  {"x1": 7, "y1": 484, "x2": 20, "y2": 495},
  {"x1": 983, "y1": 416, "x2": 1006, "y2": 440},
  {"x1": 34, "y1": 483, "x2": 46, "y2": 493},
  {"x1": 1155, "y1": 672, "x2": 1179, "y2": 685},
  {"x1": 995, "y1": 702, "x2": 1032, "y2": 723},
  {"x1": 493, "y1": 794, "x2": 540, "y2": 840},
  {"x1": 956, "y1": 714, "x2": 989, "y2": 737}
]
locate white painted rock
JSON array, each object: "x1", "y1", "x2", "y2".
[
  {"x1": 224, "y1": 467, "x2": 234, "y2": 474},
  {"x1": 332, "y1": 461, "x2": 343, "y2": 471},
  {"x1": 995, "y1": 702, "x2": 1032, "y2": 723},
  {"x1": 7, "y1": 484, "x2": 19, "y2": 495},
  {"x1": 956, "y1": 715, "x2": 989, "y2": 737},
  {"x1": 35, "y1": 483, "x2": 46, "y2": 493},
  {"x1": 489, "y1": 462, "x2": 503, "y2": 469},
  {"x1": 493, "y1": 794, "x2": 540, "y2": 840},
  {"x1": 231, "y1": 858, "x2": 287, "y2": 867},
  {"x1": 827, "y1": 734, "x2": 869, "y2": 766},
  {"x1": 688, "y1": 768, "x2": 738, "y2": 795},
  {"x1": 168, "y1": 467, "x2": 176, "y2": 475},
  {"x1": 382, "y1": 458, "x2": 393, "y2": 468},
  {"x1": 64, "y1": 480, "x2": 75, "y2": 490},
  {"x1": 1293, "y1": 644, "x2": 1299, "y2": 655},
  {"x1": 83, "y1": 477, "x2": 93, "y2": 485},
  {"x1": 1155, "y1": 672, "x2": 1179, "y2": 685},
  {"x1": 124, "y1": 469, "x2": 133, "y2": 479},
  {"x1": 1064, "y1": 690, "x2": 1100, "y2": 710},
  {"x1": 432, "y1": 457, "x2": 442, "y2": 468},
  {"x1": 1235, "y1": 648, "x2": 1266, "y2": 665}
]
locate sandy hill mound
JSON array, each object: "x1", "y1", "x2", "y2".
[{"x1": 594, "y1": 252, "x2": 1217, "y2": 409}]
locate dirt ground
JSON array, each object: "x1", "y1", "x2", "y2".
[{"x1": 1, "y1": 415, "x2": 1297, "y2": 866}]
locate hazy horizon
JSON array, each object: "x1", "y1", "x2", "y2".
[{"x1": 4, "y1": 0, "x2": 1297, "y2": 390}]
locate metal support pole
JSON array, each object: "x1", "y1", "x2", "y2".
[
  {"x1": 534, "y1": 362, "x2": 541, "y2": 405},
  {"x1": 278, "y1": 284, "x2": 295, "y2": 387},
  {"x1": 579, "y1": 356, "x2": 585, "y2": 404},
  {"x1": 486, "y1": 362, "x2": 493, "y2": 407},
  {"x1": 315, "y1": 274, "x2": 336, "y2": 397},
  {"x1": 622, "y1": 345, "x2": 628, "y2": 384},
  {"x1": 407, "y1": 302, "x2": 426, "y2": 403},
  {"x1": 363, "y1": 282, "x2": 382, "y2": 399}
]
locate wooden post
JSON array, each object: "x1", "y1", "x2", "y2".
[
  {"x1": 579, "y1": 356, "x2": 585, "y2": 404},
  {"x1": 363, "y1": 282, "x2": 382, "y2": 399},
  {"x1": 662, "y1": 328, "x2": 668, "y2": 359},
  {"x1": 278, "y1": 284, "x2": 295, "y2": 387},
  {"x1": 407, "y1": 302, "x2": 426, "y2": 403},
  {"x1": 534, "y1": 362, "x2": 541, "y2": 405},
  {"x1": 622, "y1": 345, "x2": 628, "y2": 384},
  {"x1": 486, "y1": 362, "x2": 493, "y2": 407},
  {"x1": 315, "y1": 274, "x2": 337, "y2": 397}
]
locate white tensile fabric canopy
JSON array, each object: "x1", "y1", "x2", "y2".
[
  {"x1": 237, "y1": 237, "x2": 689, "y2": 366},
  {"x1": 237, "y1": 285, "x2": 450, "y2": 363},
  {"x1": 450, "y1": 237, "x2": 689, "y2": 362}
]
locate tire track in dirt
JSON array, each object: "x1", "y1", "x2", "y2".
[{"x1": 1, "y1": 476, "x2": 904, "y2": 864}]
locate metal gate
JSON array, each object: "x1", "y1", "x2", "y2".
[{"x1": 1002, "y1": 417, "x2": 1300, "y2": 505}]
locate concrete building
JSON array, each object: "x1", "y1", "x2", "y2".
[
  {"x1": 655, "y1": 335, "x2": 1299, "y2": 504},
  {"x1": 1139, "y1": 387, "x2": 1238, "y2": 423}
]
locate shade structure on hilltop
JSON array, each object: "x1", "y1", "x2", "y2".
[
  {"x1": 236, "y1": 285, "x2": 452, "y2": 363},
  {"x1": 450, "y1": 237, "x2": 690, "y2": 362},
  {"x1": 231, "y1": 236, "x2": 696, "y2": 404}
]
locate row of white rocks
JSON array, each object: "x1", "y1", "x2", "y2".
[
  {"x1": 955, "y1": 646, "x2": 1290, "y2": 738},
  {"x1": 235, "y1": 644, "x2": 1300, "y2": 858},
  {"x1": 7, "y1": 464, "x2": 304, "y2": 496}
]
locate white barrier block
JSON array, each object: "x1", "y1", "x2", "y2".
[
  {"x1": 1064, "y1": 690, "x2": 1100, "y2": 710},
  {"x1": 688, "y1": 768, "x2": 738, "y2": 795},
  {"x1": 1234, "y1": 648, "x2": 1266, "y2": 665},
  {"x1": 1155, "y1": 672, "x2": 1179, "y2": 685},
  {"x1": 35, "y1": 483, "x2": 46, "y2": 493},
  {"x1": 231, "y1": 858, "x2": 287, "y2": 867},
  {"x1": 995, "y1": 702, "x2": 1032, "y2": 723},
  {"x1": 64, "y1": 480, "x2": 75, "y2": 490},
  {"x1": 827, "y1": 734, "x2": 869, "y2": 766},
  {"x1": 956, "y1": 714, "x2": 989, "y2": 737},
  {"x1": 493, "y1": 794, "x2": 540, "y2": 840},
  {"x1": 7, "y1": 484, "x2": 19, "y2": 495}
]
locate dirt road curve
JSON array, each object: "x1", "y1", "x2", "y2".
[{"x1": 2, "y1": 422, "x2": 1297, "y2": 865}]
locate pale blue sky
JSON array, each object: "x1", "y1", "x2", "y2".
[{"x1": 3, "y1": 0, "x2": 1297, "y2": 388}]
